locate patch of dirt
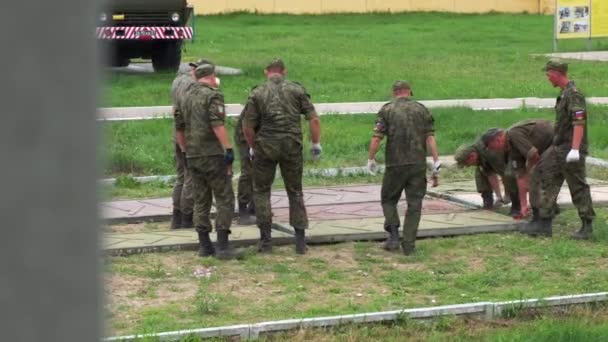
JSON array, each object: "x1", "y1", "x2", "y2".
[
  {"x1": 513, "y1": 255, "x2": 536, "y2": 267},
  {"x1": 468, "y1": 257, "x2": 486, "y2": 272}
]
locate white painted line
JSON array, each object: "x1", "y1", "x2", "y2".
[{"x1": 104, "y1": 292, "x2": 608, "y2": 341}]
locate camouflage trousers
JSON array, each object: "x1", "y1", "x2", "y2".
[
  {"x1": 188, "y1": 156, "x2": 235, "y2": 233},
  {"x1": 534, "y1": 146, "x2": 595, "y2": 220},
  {"x1": 381, "y1": 163, "x2": 427, "y2": 243},
  {"x1": 252, "y1": 139, "x2": 308, "y2": 230},
  {"x1": 236, "y1": 140, "x2": 254, "y2": 206},
  {"x1": 171, "y1": 143, "x2": 193, "y2": 214}
]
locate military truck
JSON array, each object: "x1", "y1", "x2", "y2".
[{"x1": 98, "y1": 0, "x2": 194, "y2": 71}]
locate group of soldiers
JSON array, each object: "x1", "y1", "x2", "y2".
[
  {"x1": 171, "y1": 58, "x2": 321, "y2": 259},
  {"x1": 170, "y1": 58, "x2": 595, "y2": 261},
  {"x1": 454, "y1": 60, "x2": 595, "y2": 240}
]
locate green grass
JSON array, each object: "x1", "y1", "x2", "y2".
[
  {"x1": 104, "y1": 208, "x2": 608, "y2": 337},
  {"x1": 104, "y1": 13, "x2": 608, "y2": 107},
  {"x1": 101, "y1": 105, "x2": 608, "y2": 177}
]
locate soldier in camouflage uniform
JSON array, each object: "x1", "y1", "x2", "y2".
[
  {"x1": 367, "y1": 81, "x2": 441, "y2": 255},
  {"x1": 454, "y1": 136, "x2": 521, "y2": 216},
  {"x1": 532, "y1": 61, "x2": 595, "y2": 239},
  {"x1": 177, "y1": 63, "x2": 242, "y2": 260},
  {"x1": 242, "y1": 58, "x2": 322, "y2": 255},
  {"x1": 482, "y1": 120, "x2": 554, "y2": 232},
  {"x1": 234, "y1": 103, "x2": 256, "y2": 225},
  {"x1": 170, "y1": 58, "x2": 212, "y2": 229}
]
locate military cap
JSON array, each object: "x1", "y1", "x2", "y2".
[
  {"x1": 266, "y1": 58, "x2": 286, "y2": 70},
  {"x1": 542, "y1": 60, "x2": 568, "y2": 73},
  {"x1": 454, "y1": 144, "x2": 477, "y2": 167},
  {"x1": 195, "y1": 63, "x2": 215, "y2": 79},
  {"x1": 392, "y1": 80, "x2": 414, "y2": 96},
  {"x1": 480, "y1": 128, "x2": 504, "y2": 146},
  {"x1": 189, "y1": 58, "x2": 214, "y2": 68}
]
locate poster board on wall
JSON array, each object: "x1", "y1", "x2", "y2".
[
  {"x1": 556, "y1": 0, "x2": 591, "y2": 39},
  {"x1": 591, "y1": 0, "x2": 608, "y2": 37}
]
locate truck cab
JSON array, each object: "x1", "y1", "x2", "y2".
[{"x1": 98, "y1": 0, "x2": 194, "y2": 71}]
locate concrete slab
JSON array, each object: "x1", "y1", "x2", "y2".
[
  {"x1": 97, "y1": 97, "x2": 608, "y2": 121},
  {"x1": 541, "y1": 51, "x2": 608, "y2": 62},
  {"x1": 428, "y1": 179, "x2": 608, "y2": 209},
  {"x1": 108, "y1": 63, "x2": 244, "y2": 75}
]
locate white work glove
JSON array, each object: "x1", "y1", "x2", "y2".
[
  {"x1": 248, "y1": 147, "x2": 254, "y2": 160},
  {"x1": 431, "y1": 160, "x2": 442, "y2": 176},
  {"x1": 367, "y1": 159, "x2": 378, "y2": 175},
  {"x1": 310, "y1": 143, "x2": 322, "y2": 160},
  {"x1": 566, "y1": 149, "x2": 580, "y2": 163}
]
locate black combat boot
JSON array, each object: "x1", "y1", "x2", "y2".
[
  {"x1": 400, "y1": 240, "x2": 416, "y2": 256},
  {"x1": 181, "y1": 212, "x2": 194, "y2": 229},
  {"x1": 258, "y1": 227, "x2": 272, "y2": 253},
  {"x1": 248, "y1": 201, "x2": 256, "y2": 215},
  {"x1": 237, "y1": 202, "x2": 256, "y2": 225},
  {"x1": 481, "y1": 191, "x2": 494, "y2": 209},
  {"x1": 509, "y1": 193, "x2": 521, "y2": 217},
  {"x1": 215, "y1": 230, "x2": 244, "y2": 260},
  {"x1": 197, "y1": 230, "x2": 215, "y2": 257},
  {"x1": 571, "y1": 219, "x2": 593, "y2": 240},
  {"x1": 295, "y1": 228, "x2": 308, "y2": 255},
  {"x1": 171, "y1": 209, "x2": 182, "y2": 229},
  {"x1": 519, "y1": 208, "x2": 540, "y2": 235},
  {"x1": 382, "y1": 225, "x2": 400, "y2": 251},
  {"x1": 534, "y1": 217, "x2": 553, "y2": 238}
]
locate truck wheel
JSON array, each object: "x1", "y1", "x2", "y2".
[
  {"x1": 113, "y1": 57, "x2": 130, "y2": 68},
  {"x1": 152, "y1": 41, "x2": 181, "y2": 72}
]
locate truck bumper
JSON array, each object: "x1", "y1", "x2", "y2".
[{"x1": 96, "y1": 26, "x2": 193, "y2": 40}]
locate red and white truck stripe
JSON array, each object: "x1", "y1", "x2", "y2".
[{"x1": 96, "y1": 26, "x2": 193, "y2": 40}]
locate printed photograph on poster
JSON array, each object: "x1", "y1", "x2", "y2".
[
  {"x1": 574, "y1": 6, "x2": 589, "y2": 18},
  {"x1": 574, "y1": 21, "x2": 589, "y2": 32},
  {"x1": 559, "y1": 7, "x2": 571, "y2": 18},
  {"x1": 560, "y1": 21, "x2": 573, "y2": 33}
]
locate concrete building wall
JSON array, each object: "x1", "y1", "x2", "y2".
[{"x1": 190, "y1": 0, "x2": 556, "y2": 15}]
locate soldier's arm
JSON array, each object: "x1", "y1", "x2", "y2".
[
  {"x1": 298, "y1": 87, "x2": 321, "y2": 144},
  {"x1": 368, "y1": 108, "x2": 387, "y2": 160},
  {"x1": 174, "y1": 107, "x2": 187, "y2": 152},
  {"x1": 424, "y1": 110, "x2": 439, "y2": 164},
  {"x1": 242, "y1": 95, "x2": 259, "y2": 148},
  {"x1": 208, "y1": 94, "x2": 232, "y2": 150},
  {"x1": 568, "y1": 92, "x2": 586, "y2": 150}
]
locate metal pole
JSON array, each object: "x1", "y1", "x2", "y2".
[
  {"x1": 587, "y1": 0, "x2": 593, "y2": 50},
  {"x1": 553, "y1": 0, "x2": 558, "y2": 52}
]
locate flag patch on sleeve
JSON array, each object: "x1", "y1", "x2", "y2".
[
  {"x1": 374, "y1": 122, "x2": 385, "y2": 132},
  {"x1": 574, "y1": 110, "x2": 585, "y2": 120}
]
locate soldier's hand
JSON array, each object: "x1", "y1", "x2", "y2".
[
  {"x1": 248, "y1": 147, "x2": 255, "y2": 161},
  {"x1": 224, "y1": 148, "x2": 235, "y2": 165},
  {"x1": 182, "y1": 152, "x2": 188, "y2": 168},
  {"x1": 310, "y1": 143, "x2": 322, "y2": 160},
  {"x1": 367, "y1": 159, "x2": 377, "y2": 175},
  {"x1": 566, "y1": 149, "x2": 580, "y2": 163},
  {"x1": 431, "y1": 160, "x2": 442, "y2": 176}
]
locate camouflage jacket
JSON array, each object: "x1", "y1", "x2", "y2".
[
  {"x1": 373, "y1": 97, "x2": 435, "y2": 167},
  {"x1": 176, "y1": 82, "x2": 226, "y2": 158},
  {"x1": 242, "y1": 75, "x2": 317, "y2": 144},
  {"x1": 553, "y1": 81, "x2": 588, "y2": 155}
]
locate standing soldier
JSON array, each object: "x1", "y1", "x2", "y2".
[
  {"x1": 481, "y1": 119, "x2": 554, "y2": 228},
  {"x1": 454, "y1": 136, "x2": 521, "y2": 217},
  {"x1": 178, "y1": 63, "x2": 242, "y2": 259},
  {"x1": 367, "y1": 81, "x2": 441, "y2": 255},
  {"x1": 242, "y1": 58, "x2": 322, "y2": 255},
  {"x1": 234, "y1": 103, "x2": 256, "y2": 225},
  {"x1": 170, "y1": 58, "x2": 211, "y2": 229},
  {"x1": 532, "y1": 61, "x2": 595, "y2": 238}
]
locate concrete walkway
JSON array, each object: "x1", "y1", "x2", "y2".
[
  {"x1": 542, "y1": 51, "x2": 608, "y2": 62},
  {"x1": 98, "y1": 97, "x2": 608, "y2": 121}
]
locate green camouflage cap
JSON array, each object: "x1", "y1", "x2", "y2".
[
  {"x1": 189, "y1": 58, "x2": 214, "y2": 68},
  {"x1": 542, "y1": 60, "x2": 568, "y2": 73},
  {"x1": 266, "y1": 58, "x2": 285, "y2": 70},
  {"x1": 480, "y1": 128, "x2": 504, "y2": 146},
  {"x1": 392, "y1": 80, "x2": 413, "y2": 95},
  {"x1": 195, "y1": 63, "x2": 215, "y2": 79},
  {"x1": 454, "y1": 144, "x2": 477, "y2": 167}
]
